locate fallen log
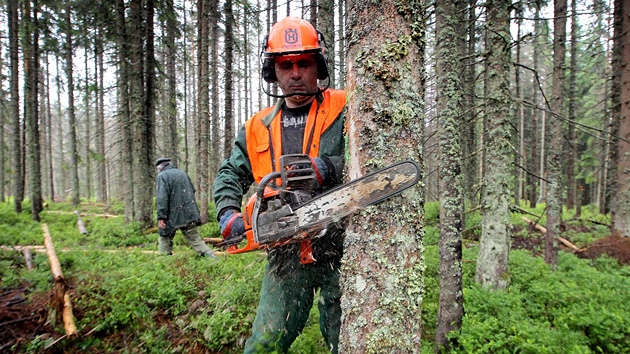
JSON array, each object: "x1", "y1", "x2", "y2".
[
  {"x1": 75, "y1": 210, "x2": 88, "y2": 234},
  {"x1": 0, "y1": 245, "x2": 46, "y2": 254},
  {"x1": 46, "y1": 210, "x2": 121, "y2": 218},
  {"x1": 42, "y1": 223, "x2": 78, "y2": 338},
  {"x1": 521, "y1": 217, "x2": 582, "y2": 252}
]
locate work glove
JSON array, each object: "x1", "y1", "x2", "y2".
[
  {"x1": 219, "y1": 209, "x2": 245, "y2": 241},
  {"x1": 310, "y1": 157, "x2": 329, "y2": 187}
]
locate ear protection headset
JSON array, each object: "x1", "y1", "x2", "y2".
[{"x1": 261, "y1": 31, "x2": 330, "y2": 83}]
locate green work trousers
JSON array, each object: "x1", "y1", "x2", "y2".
[
  {"x1": 244, "y1": 250, "x2": 341, "y2": 354},
  {"x1": 158, "y1": 225, "x2": 212, "y2": 256}
]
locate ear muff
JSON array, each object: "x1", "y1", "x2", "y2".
[
  {"x1": 315, "y1": 52, "x2": 329, "y2": 80},
  {"x1": 314, "y1": 30, "x2": 329, "y2": 80},
  {"x1": 262, "y1": 58, "x2": 277, "y2": 83}
]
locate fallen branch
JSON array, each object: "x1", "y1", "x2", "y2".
[
  {"x1": 511, "y1": 205, "x2": 542, "y2": 219},
  {"x1": 22, "y1": 248, "x2": 34, "y2": 270},
  {"x1": 42, "y1": 223, "x2": 78, "y2": 338},
  {"x1": 74, "y1": 210, "x2": 88, "y2": 234},
  {"x1": 204, "y1": 237, "x2": 224, "y2": 246},
  {"x1": 521, "y1": 217, "x2": 582, "y2": 252}
]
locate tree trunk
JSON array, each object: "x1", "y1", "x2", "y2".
[
  {"x1": 95, "y1": 32, "x2": 107, "y2": 202},
  {"x1": 164, "y1": 0, "x2": 179, "y2": 167},
  {"x1": 434, "y1": 0, "x2": 464, "y2": 350},
  {"x1": 132, "y1": 0, "x2": 156, "y2": 228},
  {"x1": 64, "y1": 7, "x2": 81, "y2": 207},
  {"x1": 566, "y1": 0, "x2": 578, "y2": 210},
  {"x1": 318, "y1": 0, "x2": 335, "y2": 86},
  {"x1": 545, "y1": 0, "x2": 567, "y2": 267},
  {"x1": 337, "y1": 0, "x2": 345, "y2": 89},
  {"x1": 116, "y1": 0, "x2": 134, "y2": 222},
  {"x1": 83, "y1": 43, "x2": 92, "y2": 201},
  {"x1": 340, "y1": 1, "x2": 425, "y2": 352},
  {"x1": 44, "y1": 53, "x2": 54, "y2": 202},
  {"x1": 530, "y1": 4, "x2": 543, "y2": 207},
  {"x1": 197, "y1": 0, "x2": 210, "y2": 223},
  {"x1": 224, "y1": 0, "x2": 235, "y2": 156},
  {"x1": 8, "y1": 0, "x2": 23, "y2": 213},
  {"x1": 475, "y1": 0, "x2": 512, "y2": 290},
  {"x1": 55, "y1": 56, "x2": 66, "y2": 202},
  {"x1": 514, "y1": 5, "x2": 524, "y2": 204},
  {"x1": 612, "y1": 0, "x2": 630, "y2": 236},
  {"x1": 24, "y1": 0, "x2": 43, "y2": 221},
  {"x1": 461, "y1": 0, "x2": 478, "y2": 208}
]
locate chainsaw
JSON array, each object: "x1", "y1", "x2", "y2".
[{"x1": 216, "y1": 154, "x2": 420, "y2": 263}]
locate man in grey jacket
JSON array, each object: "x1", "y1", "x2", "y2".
[{"x1": 155, "y1": 158, "x2": 215, "y2": 258}]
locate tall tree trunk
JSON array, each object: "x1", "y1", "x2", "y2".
[
  {"x1": 84, "y1": 46, "x2": 92, "y2": 200},
  {"x1": 337, "y1": 0, "x2": 345, "y2": 89},
  {"x1": 434, "y1": 0, "x2": 464, "y2": 350},
  {"x1": 340, "y1": 1, "x2": 425, "y2": 352},
  {"x1": 197, "y1": 0, "x2": 210, "y2": 223},
  {"x1": 182, "y1": 0, "x2": 190, "y2": 172},
  {"x1": 612, "y1": 0, "x2": 629, "y2": 236},
  {"x1": 209, "y1": 0, "x2": 220, "y2": 205},
  {"x1": 223, "y1": 0, "x2": 235, "y2": 156},
  {"x1": 95, "y1": 31, "x2": 107, "y2": 202},
  {"x1": 55, "y1": 54, "x2": 68, "y2": 201},
  {"x1": 8, "y1": 0, "x2": 23, "y2": 212},
  {"x1": 566, "y1": 0, "x2": 578, "y2": 210},
  {"x1": 23, "y1": 0, "x2": 42, "y2": 221},
  {"x1": 462, "y1": 0, "x2": 478, "y2": 208},
  {"x1": 44, "y1": 53, "x2": 54, "y2": 202},
  {"x1": 243, "y1": 6, "x2": 250, "y2": 121},
  {"x1": 132, "y1": 0, "x2": 156, "y2": 228},
  {"x1": 117, "y1": 0, "x2": 134, "y2": 222},
  {"x1": 475, "y1": 0, "x2": 512, "y2": 290},
  {"x1": 545, "y1": 0, "x2": 567, "y2": 267},
  {"x1": 165, "y1": 0, "x2": 179, "y2": 166},
  {"x1": 0, "y1": 53, "x2": 5, "y2": 202},
  {"x1": 64, "y1": 7, "x2": 81, "y2": 207},
  {"x1": 318, "y1": 0, "x2": 335, "y2": 86},
  {"x1": 525, "y1": 2, "x2": 543, "y2": 208},
  {"x1": 514, "y1": 4, "x2": 524, "y2": 204},
  {"x1": 608, "y1": 0, "x2": 622, "y2": 226}
]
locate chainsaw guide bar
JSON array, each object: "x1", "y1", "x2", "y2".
[{"x1": 220, "y1": 158, "x2": 421, "y2": 256}]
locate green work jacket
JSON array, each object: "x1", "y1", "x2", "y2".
[{"x1": 156, "y1": 165, "x2": 201, "y2": 236}]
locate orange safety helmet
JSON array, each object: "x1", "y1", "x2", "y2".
[{"x1": 261, "y1": 17, "x2": 329, "y2": 83}]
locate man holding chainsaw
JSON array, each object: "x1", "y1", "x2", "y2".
[{"x1": 213, "y1": 17, "x2": 346, "y2": 354}]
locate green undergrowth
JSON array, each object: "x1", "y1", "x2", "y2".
[{"x1": 1, "y1": 200, "x2": 629, "y2": 353}]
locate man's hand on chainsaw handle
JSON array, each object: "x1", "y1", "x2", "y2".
[{"x1": 219, "y1": 209, "x2": 245, "y2": 241}]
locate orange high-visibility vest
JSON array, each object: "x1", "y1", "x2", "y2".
[{"x1": 245, "y1": 89, "x2": 346, "y2": 183}]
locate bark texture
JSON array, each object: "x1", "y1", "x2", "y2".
[
  {"x1": 545, "y1": 0, "x2": 567, "y2": 267},
  {"x1": 340, "y1": 1, "x2": 425, "y2": 352},
  {"x1": 474, "y1": 0, "x2": 513, "y2": 289},
  {"x1": 434, "y1": 0, "x2": 464, "y2": 350},
  {"x1": 8, "y1": 0, "x2": 23, "y2": 212},
  {"x1": 612, "y1": 0, "x2": 630, "y2": 236}
]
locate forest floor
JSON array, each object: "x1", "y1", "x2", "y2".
[{"x1": 2, "y1": 228, "x2": 630, "y2": 352}]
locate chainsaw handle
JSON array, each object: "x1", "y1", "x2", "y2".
[{"x1": 257, "y1": 172, "x2": 281, "y2": 200}]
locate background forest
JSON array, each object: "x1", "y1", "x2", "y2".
[{"x1": 1, "y1": 0, "x2": 629, "y2": 353}]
